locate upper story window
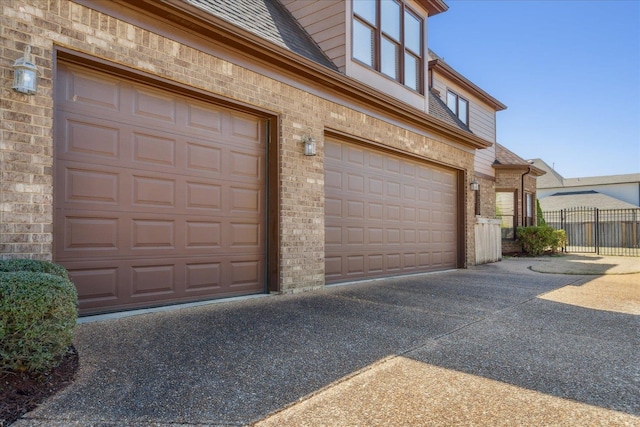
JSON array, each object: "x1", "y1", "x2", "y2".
[
  {"x1": 352, "y1": 0, "x2": 424, "y2": 93},
  {"x1": 446, "y1": 90, "x2": 469, "y2": 125}
]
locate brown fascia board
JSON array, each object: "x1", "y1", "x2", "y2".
[
  {"x1": 493, "y1": 163, "x2": 546, "y2": 177},
  {"x1": 72, "y1": 0, "x2": 489, "y2": 150},
  {"x1": 419, "y1": 0, "x2": 449, "y2": 16},
  {"x1": 429, "y1": 59, "x2": 507, "y2": 111}
]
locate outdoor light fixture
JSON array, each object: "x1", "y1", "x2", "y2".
[
  {"x1": 470, "y1": 179, "x2": 479, "y2": 191},
  {"x1": 302, "y1": 134, "x2": 317, "y2": 156},
  {"x1": 13, "y1": 46, "x2": 38, "y2": 95}
]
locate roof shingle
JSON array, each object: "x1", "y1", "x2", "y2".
[{"x1": 186, "y1": 0, "x2": 338, "y2": 71}]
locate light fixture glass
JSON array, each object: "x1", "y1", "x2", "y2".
[
  {"x1": 13, "y1": 46, "x2": 38, "y2": 95},
  {"x1": 302, "y1": 135, "x2": 317, "y2": 156},
  {"x1": 470, "y1": 179, "x2": 479, "y2": 191}
]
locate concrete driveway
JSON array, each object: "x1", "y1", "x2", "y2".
[{"x1": 14, "y1": 257, "x2": 640, "y2": 426}]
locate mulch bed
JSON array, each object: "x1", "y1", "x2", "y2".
[{"x1": 0, "y1": 347, "x2": 79, "y2": 426}]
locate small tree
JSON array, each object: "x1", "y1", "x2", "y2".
[{"x1": 536, "y1": 199, "x2": 546, "y2": 226}]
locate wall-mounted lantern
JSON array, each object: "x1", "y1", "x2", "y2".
[
  {"x1": 470, "y1": 179, "x2": 479, "y2": 191},
  {"x1": 302, "y1": 134, "x2": 317, "y2": 156},
  {"x1": 13, "y1": 46, "x2": 38, "y2": 95}
]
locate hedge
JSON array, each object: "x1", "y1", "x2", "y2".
[
  {"x1": 0, "y1": 264, "x2": 77, "y2": 372},
  {"x1": 516, "y1": 226, "x2": 566, "y2": 256},
  {"x1": 0, "y1": 259, "x2": 69, "y2": 279}
]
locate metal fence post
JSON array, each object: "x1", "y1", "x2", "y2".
[{"x1": 595, "y1": 208, "x2": 600, "y2": 255}]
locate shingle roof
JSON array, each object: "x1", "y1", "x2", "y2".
[
  {"x1": 493, "y1": 144, "x2": 545, "y2": 176},
  {"x1": 528, "y1": 159, "x2": 565, "y2": 188},
  {"x1": 530, "y1": 158, "x2": 640, "y2": 189},
  {"x1": 495, "y1": 143, "x2": 529, "y2": 166},
  {"x1": 539, "y1": 191, "x2": 639, "y2": 211},
  {"x1": 427, "y1": 90, "x2": 471, "y2": 133},
  {"x1": 186, "y1": 0, "x2": 338, "y2": 71},
  {"x1": 562, "y1": 174, "x2": 640, "y2": 187}
]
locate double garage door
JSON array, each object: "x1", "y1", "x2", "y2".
[
  {"x1": 55, "y1": 63, "x2": 266, "y2": 314},
  {"x1": 324, "y1": 139, "x2": 460, "y2": 283}
]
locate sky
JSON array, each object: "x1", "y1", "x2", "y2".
[{"x1": 428, "y1": 0, "x2": 640, "y2": 179}]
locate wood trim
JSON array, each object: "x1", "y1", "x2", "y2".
[
  {"x1": 72, "y1": 0, "x2": 492, "y2": 150},
  {"x1": 457, "y1": 169, "x2": 467, "y2": 268},
  {"x1": 429, "y1": 59, "x2": 507, "y2": 111},
  {"x1": 266, "y1": 119, "x2": 280, "y2": 292},
  {"x1": 474, "y1": 171, "x2": 496, "y2": 182},
  {"x1": 493, "y1": 164, "x2": 546, "y2": 176},
  {"x1": 418, "y1": 0, "x2": 449, "y2": 16}
]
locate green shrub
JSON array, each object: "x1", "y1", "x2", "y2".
[
  {"x1": 0, "y1": 271, "x2": 78, "y2": 372},
  {"x1": 551, "y1": 229, "x2": 567, "y2": 253},
  {"x1": 517, "y1": 225, "x2": 566, "y2": 256},
  {"x1": 0, "y1": 259, "x2": 69, "y2": 279}
]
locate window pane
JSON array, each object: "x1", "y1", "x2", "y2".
[
  {"x1": 353, "y1": 0, "x2": 376, "y2": 25},
  {"x1": 404, "y1": 52, "x2": 419, "y2": 91},
  {"x1": 458, "y1": 98, "x2": 468, "y2": 123},
  {"x1": 404, "y1": 10, "x2": 421, "y2": 54},
  {"x1": 381, "y1": 37, "x2": 399, "y2": 79},
  {"x1": 447, "y1": 91, "x2": 457, "y2": 112},
  {"x1": 496, "y1": 192, "x2": 515, "y2": 240},
  {"x1": 381, "y1": 0, "x2": 400, "y2": 41},
  {"x1": 353, "y1": 19, "x2": 374, "y2": 66}
]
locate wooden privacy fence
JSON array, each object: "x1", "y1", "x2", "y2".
[
  {"x1": 543, "y1": 207, "x2": 640, "y2": 256},
  {"x1": 475, "y1": 217, "x2": 501, "y2": 264}
]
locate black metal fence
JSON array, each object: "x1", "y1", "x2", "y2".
[{"x1": 543, "y1": 207, "x2": 640, "y2": 256}]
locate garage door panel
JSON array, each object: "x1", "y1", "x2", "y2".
[
  {"x1": 132, "y1": 132, "x2": 177, "y2": 167},
  {"x1": 186, "y1": 181, "x2": 221, "y2": 210},
  {"x1": 62, "y1": 216, "x2": 119, "y2": 252},
  {"x1": 58, "y1": 161, "x2": 262, "y2": 218},
  {"x1": 186, "y1": 142, "x2": 222, "y2": 172},
  {"x1": 55, "y1": 63, "x2": 266, "y2": 313},
  {"x1": 187, "y1": 104, "x2": 222, "y2": 133},
  {"x1": 231, "y1": 113, "x2": 262, "y2": 142},
  {"x1": 69, "y1": 268, "x2": 120, "y2": 306},
  {"x1": 62, "y1": 167, "x2": 119, "y2": 205},
  {"x1": 57, "y1": 210, "x2": 262, "y2": 258},
  {"x1": 131, "y1": 264, "x2": 177, "y2": 296},
  {"x1": 325, "y1": 139, "x2": 458, "y2": 283},
  {"x1": 57, "y1": 68, "x2": 121, "y2": 112},
  {"x1": 185, "y1": 221, "x2": 221, "y2": 248},
  {"x1": 59, "y1": 115, "x2": 120, "y2": 159},
  {"x1": 132, "y1": 175, "x2": 176, "y2": 207},
  {"x1": 132, "y1": 88, "x2": 177, "y2": 124}
]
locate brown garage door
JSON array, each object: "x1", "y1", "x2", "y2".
[
  {"x1": 55, "y1": 62, "x2": 266, "y2": 314},
  {"x1": 325, "y1": 139, "x2": 459, "y2": 283}
]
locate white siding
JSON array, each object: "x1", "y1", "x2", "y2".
[{"x1": 281, "y1": 0, "x2": 346, "y2": 71}]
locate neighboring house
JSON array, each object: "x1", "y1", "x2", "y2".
[
  {"x1": 530, "y1": 159, "x2": 640, "y2": 252},
  {"x1": 1, "y1": 0, "x2": 525, "y2": 314},
  {"x1": 531, "y1": 159, "x2": 640, "y2": 210},
  {"x1": 492, "y1": 144, "x2": 545, "y2": 253}
]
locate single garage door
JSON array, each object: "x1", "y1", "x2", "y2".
[
  {"x1": 325, "y1": 139, "x2": 460, "y2": 283},
  {"x1": 55, "y1": 62, "x2": 266, "y2": 314}
]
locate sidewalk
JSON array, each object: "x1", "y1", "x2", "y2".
[{"x1": 13, "y1": 256, "x2": 640, "y2": 426}]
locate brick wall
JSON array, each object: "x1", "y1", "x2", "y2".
[
  {"x1": 496, "y1": 170, "x2": 538, "y2": 228},
  {"x1": 1, "y1": 0, "x2": 477, "y2": 290}
]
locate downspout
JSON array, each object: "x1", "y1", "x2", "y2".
[{"x1": 521, "y1": 167, "x2": 532, "y2": 227}]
